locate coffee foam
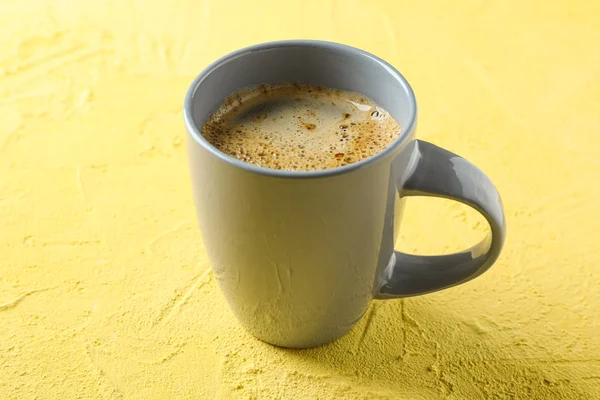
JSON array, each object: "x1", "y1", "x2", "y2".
[{"x1": 201, "y1": 83, "x2": 402, "y2": 171}]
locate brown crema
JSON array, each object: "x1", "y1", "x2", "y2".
[{"x1": 201, "y1": 83, "x2": 402, "y2": 171}]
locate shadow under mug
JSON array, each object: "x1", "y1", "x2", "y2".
[{"x1": 184, "y1": 41, "x2": 506, "y2": 348}]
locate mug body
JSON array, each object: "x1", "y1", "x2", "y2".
[{"x1": 184, "y1": 41, "x2": 417, "y2": 348}]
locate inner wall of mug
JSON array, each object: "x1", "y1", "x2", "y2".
[{"x1": 189, "y1": 42, "x2": 416, "y2": 137}]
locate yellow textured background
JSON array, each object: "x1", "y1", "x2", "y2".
[{"x1": 1, "y1": 0, "x2": 599, "y2": 399}]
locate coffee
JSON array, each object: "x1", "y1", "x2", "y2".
[{"x1": 201, "y1": 83, "x2": 401, "y2": 171}]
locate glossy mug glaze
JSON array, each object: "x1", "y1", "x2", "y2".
[{"x1": 184, "y1": 41, "x2": 506, "y2": 348}]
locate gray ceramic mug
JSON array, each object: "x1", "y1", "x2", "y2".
[{"x1": 184, "y1": 41, "x2": 505, "y2": 348}]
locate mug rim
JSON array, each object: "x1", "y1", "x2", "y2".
[{"x1": 183, "y1": 40, "x2": 417, "y2": 178}]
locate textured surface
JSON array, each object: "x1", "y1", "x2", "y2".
[{"x1": 1, "y1": 0, "x2": 599, "y2": 399}]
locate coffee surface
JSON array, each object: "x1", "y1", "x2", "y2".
[{"x1": 201, "y1": 83, "x2": 402, "y2": 171}]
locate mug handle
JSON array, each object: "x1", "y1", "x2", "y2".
[{"x1": 376, "y1": 140, "x2": 506, "y2": 298}]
